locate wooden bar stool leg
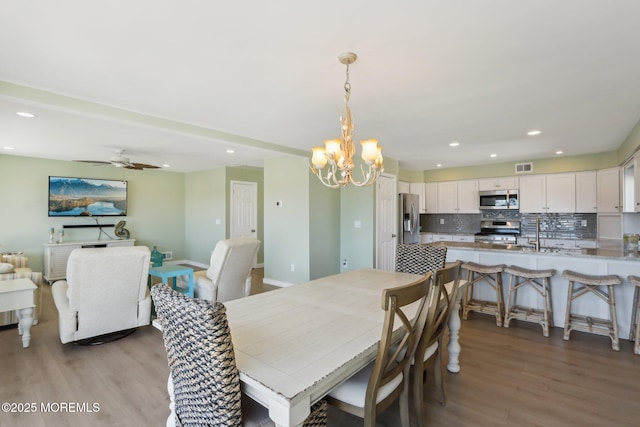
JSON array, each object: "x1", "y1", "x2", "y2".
[
  {"x1": 608, "y1": 284, "x2": 619, "y2": 351},
  {"x1": 462, "y1": 270, "x2": 473, "y2": 320},
  {"x1": 631, "y1": 286, "x2": 639, "y2": 342},
  {"x1": 496, "y1": 272, "x2": 504, "y2": 327},
  {"x1": 546, "y1": 277, "x2": 554, "y2": 329},
  {"x1": 564, "y1": 280, "x2": 574, "y2": 341},
  {"x1": 504, "y1": 274, "x2": 515, "y2": 328}
]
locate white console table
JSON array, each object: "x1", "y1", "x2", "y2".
[{"x1": 43, "y1": 239, "x2": 135, "y2": 283}]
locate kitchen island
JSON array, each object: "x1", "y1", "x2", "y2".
[{"x1": 431, "y1": 240, "x2": 640, "y2": 341}]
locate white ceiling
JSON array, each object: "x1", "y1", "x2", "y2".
[{"x1": 1, "y1": 1, "x2": 640, "y2": 173}]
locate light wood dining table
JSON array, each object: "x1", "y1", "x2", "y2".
[{"x1": 159, "y1": 268, "x2": 468, "y2": 427}]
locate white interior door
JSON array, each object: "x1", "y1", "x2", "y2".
[
  {"x1": 230, "y1": 181, "x2": 257, "y2": 240},
  {"x1": 376, "y1": 173, "x2": 397, "y2": 271}
]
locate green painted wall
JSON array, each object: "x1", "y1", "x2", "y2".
[
  {"x1": 0, "y1": 154, "x2": 185, "y2": 271},
  {"x1": 618, "y1": 117, "x2": 640, "y2": 164},
  {"x1": 309, "y1": 169, "x2": 340, "y2": 279},
  {"x1": 184, "y1": 168, "x2": 226, "y2": 264},
  {"x1": 417, "y1": 151, "x2": 619, "y2": 182},
  {"x1": 263, "y1": 156, "x2": 311, "y2": 283}
]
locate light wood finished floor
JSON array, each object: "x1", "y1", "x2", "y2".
[{"x1": 1, "y1": 268, "x2": 639, "y2": 426}]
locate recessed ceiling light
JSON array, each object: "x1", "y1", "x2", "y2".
[
  {"x1": 527, "y1": 130, "x2": 541, "y2": 136},
  {"x1": 3, "y1": 146, "x2": 15, "y2": 150},
  {"x1": 490, "y1": 153, "x2": 497, "y2": 158},
  {"x1": 16, "y1": 111, "x2": 36, "y2": 118},
  {"x1": 449, "y1": 141, "x2": 460, "y2": 147},
  {"x1": 436, "y1": 163, "x2": 442, "y2": 168},
  {"x1": 162, "y1": 164, "x2": 171, "y2": 168},
  {"x1": 556, "y1": 150, "x2": 563, "y2": 155},
  {"x1": 226, "y1": 149, "x2": 235, "y2": 154}
]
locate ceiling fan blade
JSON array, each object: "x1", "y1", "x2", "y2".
[
  {"x1": 73, "y1": 160, "x2": 111, "y2": 165},
  {"x1": 130, "y1": 162, "x2": 161, "y2": 169}
]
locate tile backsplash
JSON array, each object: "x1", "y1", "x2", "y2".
[{"x1": 420, "y1": 210, "x2": 598, "y2": 240}]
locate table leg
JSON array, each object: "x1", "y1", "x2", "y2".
[
  {"x1": 447, "y1": 291, "x2": 463, "y2": 373},
  {"x1": 166, "y1": 375, "x2": 176, "y2": 427},
  {"x1": 17, "y1": 307, "x2": 34, "y2": 348}
]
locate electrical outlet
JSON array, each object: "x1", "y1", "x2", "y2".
[
  {"x1": 161, "y1": 251, "x2": 173, "y2": 260},
  {"x1": 354, "y1": 220, "x2": 361, "y2": 229},
  {"x1": 440, "y1": 218, "x2": 445, "y2": 225},
  {"x1": 342, "y1": 259, "x2": 348, "y2": 268},
  {"x1": 290, "y1": 263, "x2": 295, "y2": 272}
]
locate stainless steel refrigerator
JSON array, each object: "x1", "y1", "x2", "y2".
[{"x1": 399, "y1": 193, "x2": 420, "y2": 244}]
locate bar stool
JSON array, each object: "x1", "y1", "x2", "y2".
[
  {"x1": 462, "y1": 262, "x2": 507, "y2": 326},
  {"x1": 503, "y1": 266, "x2": 556, "y2": 337},
  {"x1": 627, "y1": 275, "x2": 640, "y2": 355},
  {"x1": 562, "y1": 270, "x2": 622, "y2": 351}
]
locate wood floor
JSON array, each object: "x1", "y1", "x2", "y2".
[{"x1": 1, "y1": 269, "x2": 639, "y2": 426}]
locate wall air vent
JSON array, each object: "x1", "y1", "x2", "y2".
[{"x1": 515, "y1": 162, "x2": 533, "y2": 174}]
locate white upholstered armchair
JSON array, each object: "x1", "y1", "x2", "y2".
[
  {"x1": 193, "y1": 237, "x2": 261, "y2": 302},
  {"x1": 52, "y1": 246, "x2": 151, "y2": 344}
]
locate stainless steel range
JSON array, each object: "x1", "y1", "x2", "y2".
[{"x1": 474, "y1": 219, "x2": 521, "y2": 245}]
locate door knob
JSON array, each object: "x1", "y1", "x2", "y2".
[{"x1": 251, "y1": 229, "x2": 256, "y2": 233}]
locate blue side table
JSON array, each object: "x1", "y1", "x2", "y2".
[{"x1": 149, "y1": 265, "x2": 195, "y2": 298}]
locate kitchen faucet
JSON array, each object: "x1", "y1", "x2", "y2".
[{"x1": 529, "y1": 217, "x2": 541, "y2": 251}]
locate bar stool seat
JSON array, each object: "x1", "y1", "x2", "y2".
[
  {"x1": 503, "y1": 266, "x2": 556, "y2": 337},
  {"x1": 626, "y1": 275, "x2": 640, "y2": 355},
  {"x1": 562, "y1": 270, "x2": 622, "y2": 351},
  {"x1": 462, "y1": 262, "x2": 507, "y2": 326}
]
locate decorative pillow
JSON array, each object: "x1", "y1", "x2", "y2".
[{"x1": 0, "y1": 263, "x2": 14, "y2": 273}]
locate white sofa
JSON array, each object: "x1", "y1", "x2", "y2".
[
  {"x1": 193, "y1": 237, "x2": 261, "y2": 302},
  {"x1": 52, "y1": 246, "x2": 151, "y2": 344}
]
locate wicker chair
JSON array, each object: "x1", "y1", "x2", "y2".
[
  {"x1": 150, "y1": 284, "x2": 327, "y2": 427},
  {"x1": 395, "y1": 244, "x2": 447, "y2": 275}
]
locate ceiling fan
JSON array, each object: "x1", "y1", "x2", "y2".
[{"x1": 74, "y1": 150, "x2": 161, "y2": 170}]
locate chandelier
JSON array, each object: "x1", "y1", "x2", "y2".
[{"x1": 310, "y1": 52, "x2": 383, "y2": 188}]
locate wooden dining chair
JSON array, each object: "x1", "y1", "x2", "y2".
[
  {"x1": 326, "y1": 273, "x2": 434, "y2": 427},
  {"x1": 412, "y1": 260, "x2": 462, "y2": 422},
  {"x1": 150, "y1": 284, "x2": 327, "y2": 427}
]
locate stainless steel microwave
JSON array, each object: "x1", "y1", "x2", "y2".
[{"x1": 479, "y1": 189, "x2": 519, "y2": 210}]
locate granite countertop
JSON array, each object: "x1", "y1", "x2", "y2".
[{"x1": 429, "y1": 240, "x2": 640, "y2": 261}]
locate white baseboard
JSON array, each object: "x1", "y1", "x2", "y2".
[
  {"x1": 262, "y1": 277, "x2": 294, "y2": 288},
  {"x1": 254, "y1": 263, "x2": 264, "y2": 268}
]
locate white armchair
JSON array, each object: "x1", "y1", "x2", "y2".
[
  {"x1": 193, "y1": 237, "x2": 261, "y2": 302},
  {"x1": 51, "y1": 246, "x2": 151, "y2": 344}
]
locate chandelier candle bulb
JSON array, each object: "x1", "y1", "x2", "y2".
[
  {"x1": 312, "y1": 146, "x2": 328, "y2": 169},
  {"x1": 361, "y1": 139, "x2": 380, "y2": 164}
]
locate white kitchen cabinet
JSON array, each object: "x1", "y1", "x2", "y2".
[
  {"x1": 478, "y1": 176, "x2": 519, "y2": 191},
  {"x1": 425, "y1": 183, "x2": 438, "y2": 213},
  {"x1": 634, "y1": 153, "x2": 640, "y2": 213},
  {"x1": 398, "y1": 181, "x2": 410, "y2": 194},
  {"x1": 519, "y1": 173, "x2": 575, "y2": 213},
  {"x1": 596, "y1": 167, "x2": 621, "y2": 213},
  {"x1": 436, "y1": 181, "x2": 458, "y2": 213},
  {"x1": 409, "y1": 182, "x2": 426, "y2": 213},
  {"x1": 43, "y1": 239, "x2": 135, "y2": 282},
  {"x1": 436, "y1": 180, "x2": 479, "y2": 213},
  {"x1": 451, "y1": 234, "x2": 475, "y2": 243},
  {"x1": 420, "y1": 233, "x2": 434, "y2": 244},
  {"x1": 575, "y1": 171, "x2": 597, "y2": 213},
  {"x1": 432, "y1": 234, "x2": 453, "y2": 242}
]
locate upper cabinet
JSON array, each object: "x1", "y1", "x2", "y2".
[
  {"x1": 519, "y1": 173, "x2": 575, "y2": 213},
  {"x1": 437, "y1": 180, "x2": 479, "y2": 214},
  {"x1": 575, "y1": 171, "x2": 597, "y2": 213},
  {"x1": 596, "y1": 167, "x2": 621, "y2": 213},
  {"x1": 398, "y1": 181, "x2": 410, "y2": 194},
  {"x1": 409, "y1": 182, "x2": 426, "y2": 213},
  {"x1": 425, "y1": 183, "x2": 438, "y2": 213},
  {"x1": 477, "y1": 176, "x2": 519, "y2": 191}
]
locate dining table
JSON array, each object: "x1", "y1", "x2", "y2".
[{"x1": 158, "y1": 268, "x2": 468, "y2": 427}]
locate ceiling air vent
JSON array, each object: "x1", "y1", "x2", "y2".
[{"x1": 515, "y1": 162, "x2": 533, "y2": 174}]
